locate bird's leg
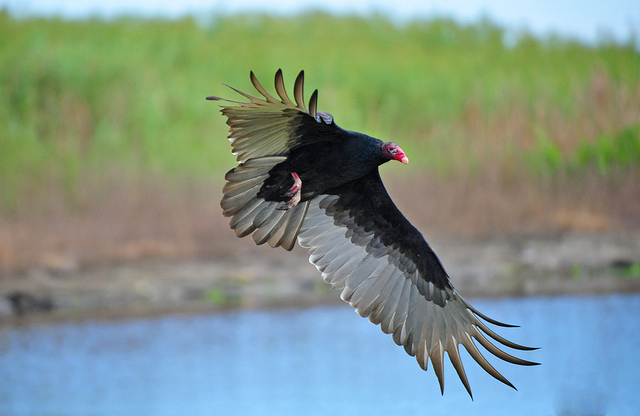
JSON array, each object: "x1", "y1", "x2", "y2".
[
  {"x1": 277, "y1": 172, "x2": 302, "y2": 210},
  {"x1": 285, "y1": 172, "x2": 302, "y2": 196}
]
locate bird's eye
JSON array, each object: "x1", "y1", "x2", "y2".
[{"x1": 390, "y1": 147, "x2": 397, "y2": 154}]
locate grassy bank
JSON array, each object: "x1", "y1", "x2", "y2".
[{"x1": 1, "y1": 10, "x2": 639, "y2": 272}]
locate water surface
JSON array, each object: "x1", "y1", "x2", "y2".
[{"x1": 1, "y1": 294, "x2": 639, "y2": 415}]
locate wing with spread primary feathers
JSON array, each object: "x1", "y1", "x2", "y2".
[
  {"x1": 207, "y1": 69, "x2": 325, "y2": 163},
  {"x1": 297, "y1": 170, "x2": 538, "y2": 397},
  {"x1": 209, "y1": 70, "x2": 340, "y2": 250}
]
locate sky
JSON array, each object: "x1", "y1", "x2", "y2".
[{"x1": 2, "y1": 0, "x2": 639, "y2": 45}]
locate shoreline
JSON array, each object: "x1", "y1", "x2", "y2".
[{"x1": 1, "y1": 231, "x2": 639, "y2": 326}]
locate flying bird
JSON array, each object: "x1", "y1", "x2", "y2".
[{"x1": 207, "y1": 70, "x2": 538, "y2": 397}]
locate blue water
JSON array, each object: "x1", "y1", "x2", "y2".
[{"x1": 1, "y1": 294, "x2": 639, "y2": 416}]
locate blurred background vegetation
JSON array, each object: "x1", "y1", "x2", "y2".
[{"x1": 1, "y1": 9, "x2": 639, "y2": 273}]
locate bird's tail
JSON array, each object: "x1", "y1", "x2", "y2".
[{"x1": 220, "y1": 156, "x2": 309, "y2": 250}]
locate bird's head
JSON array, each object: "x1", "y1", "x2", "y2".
[{"x1": 381, "y1": 142, "x2": 409, "y2": 165}]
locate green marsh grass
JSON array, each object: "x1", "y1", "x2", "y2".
[{"x1": 1, "y1": 10, "x2": 639, "y2": 270}]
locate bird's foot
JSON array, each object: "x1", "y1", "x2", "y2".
[
  {"x1": 277, "y1": 172, "x2": 302, "y2": 210},
  {"x1": 285, "y1": 172, "x2": 302, "y2": 196}
]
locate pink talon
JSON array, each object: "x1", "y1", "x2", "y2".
[
  {"x1": 285, "y1": 172, "x2": 302, "y2": 196},
  {"x1": 278, "y1": 172, "x2": 302, "y2": 210}
]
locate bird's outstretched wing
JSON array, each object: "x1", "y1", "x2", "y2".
[
  {"x1": 298, "y1": 170, "x2": 538, "y2": 397},
  {"x1": 207, "y1": 69, "x2": 334, "y2": 163},
  {"x1": 209, "y1": 70, "x2": 340, "y2": 250}
]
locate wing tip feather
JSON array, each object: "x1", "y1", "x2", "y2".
[
  {"x1": 309, "y1": 89, "x2": 318, "y2": 118},
  {"x1": 293, "y1": 70, "x2": 307, "y2": 110}
]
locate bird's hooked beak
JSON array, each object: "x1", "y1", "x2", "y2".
[{"x1": 395, "y1": 146, "x2": 409, "y2": 165}]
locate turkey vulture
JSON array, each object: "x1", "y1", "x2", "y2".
[{"x1": 207, "y1": 70, "x2": 538, "y2": 397}]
